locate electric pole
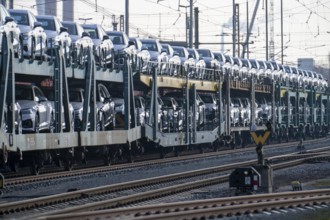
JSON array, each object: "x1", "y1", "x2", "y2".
[
  {"x1": 125, "y1": 0, "x2": 129, "y2": 36},
  {"x1": 232, "y1": 0, "x2": 236, "y2": 57},
  {"x1": 189, "y1": 0, "x2": 193, "y2": 48}
]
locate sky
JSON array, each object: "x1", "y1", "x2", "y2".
[{"x1": 12, "y1": 0, "x2": 330, "y2": 68}]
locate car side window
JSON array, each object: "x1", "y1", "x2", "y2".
[{"x1": 34, "y1": 87, "x2": 44, "y2": 99}]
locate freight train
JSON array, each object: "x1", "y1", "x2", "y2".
[{"x1": 0, "y1": 17, "x2": 329, "y2": 175}]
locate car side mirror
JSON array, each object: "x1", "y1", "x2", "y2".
[
  {"x1": 128, "y1": 40, "x2": 135, "y2": 47},
  {"x1": 60, "y1": 27, "x2": 68, "y2": 33},
  {"x1": 38, "y1": 96, "x2": 47, "y2": 102},
  {"x1": 161, "y1": 48, "x2": 167, "y2": 54},
  {"x1": 33, "y1": 21, "x2": 42, "y2": 29},
  {"x1": 141, "y1": 46, "x2": 148, "y2": 51},
  {"x1": 103, "y1": 35, "x2": 110, "y2": 41}
]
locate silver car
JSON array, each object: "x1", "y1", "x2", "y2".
[
  {"x1": 16, "y1": 83, "x2": 53, "y2": 133},
  {"x1": 41, "y1": 86, "x2": 75, "y2": 131},
  {"x1": 199, "y1": 93, "x2": 217, "y2": 121},
  {"x1": 9, "y1": 9, "x2": 38, "y2": 56}
]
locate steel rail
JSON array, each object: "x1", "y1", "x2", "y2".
[
  {"x1": 2, "y1": 152, "x2": 328, "y2": 219},
  {"x1": 6, "y1": 137, "x2": 329, "y2": 187},
  {"x1": 36, "y1": 189, "x2": 330, "y2": 220}
]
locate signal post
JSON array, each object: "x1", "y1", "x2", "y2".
[{"x1": 251, "y1": 122, "x2": 273, "y2": 193}]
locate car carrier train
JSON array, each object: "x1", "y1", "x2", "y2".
[{"x1": 0, "y1": 6, "x2": 329, "y2": 175}]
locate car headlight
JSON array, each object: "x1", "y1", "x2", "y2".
[
  {"x1": 78, "y1": 108, "x2": 83, "y2": 120},
  {"x1": 23, "y1": 33, "x2": 29, "y2": 41}
]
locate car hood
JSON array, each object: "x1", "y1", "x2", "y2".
[
  {"x1": 113, "y1": 98, "x2": 124, "y2": 105},
  {"x1": 70, "y1": 102, "x2": 84, "y2": 110},
  {"x1": 91, "y1": 39, "x2": 102, "y2": 46},
  {"x1": 44, "y1": 30, "x2": 59, "y2": 40},
  {"x1": 70, "y1": 35, "x2": 81, "y2": 44},
  {"x1": 17, "y1": 100, "x2": 36, "y2": 110},
  {"x1": 113, "y1": 44, "x2": 127, "y2": 52},
  {"x1": 147, "y1": 51, "x2": 160, "y2": 61},
  {"x1": 18, "y1": 25, "x2": 32, "y2": 34}
]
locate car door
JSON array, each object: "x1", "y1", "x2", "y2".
[
  {"x1": 33, "y1": 86, "x2": 47, "y2": 125},
  {"x1": 98, "y1": 84, "x2": 111, "y2": 124}
]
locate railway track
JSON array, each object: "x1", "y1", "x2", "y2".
[
  {"x1": 1, "y1": 150, "x2": 330, "y2": 219},
  {"x1": 35, "y1": 189, "x2": 330, "y2": 220},
  {"x1": 5, "y1": 137, "x2": 329, "y2": 187}
]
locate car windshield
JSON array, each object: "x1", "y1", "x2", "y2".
[
  {"x1": 188, "y1": 50, "x2": 196, "y2": 59},
  {"x1": 162, "y1": 99, "x2": 173, "y2": 108},
  {"x1": 62, "y1": 23, "x2": 77, "y2": 35},
  {"x1": 16, "y1": 87, "x2": 33, "y2": 100},
  {"x1": 250, "y1": 60, "x2": 258, "y2": 69},
  {"x1": 83, "y1": 27, "x2": 98, "y2": 39},
  {"x1": 241, "y1": 59, "x2": 249, "y2": 67},
  {"x1": 141, "y1": 42, "x2": 158, "y2": 51},
  {"x1": 232, "y1": 99, "x2": 240, "y2": 107},
  {"x1": 11, "y1": 12, "x2": 29, "y2": 26},
  {"x1": 108, "y1": 33, "x2": 124, "y2": 45},
  {"x1": 284, "y1": 65, "x2": 291, "y2": 73},
  {"x1": 42, "y1": 89, "x2": 54, "y2": 101},
  {"x1": 37, "y1": 18, "x2": 56, "y2": 31},
  {"x1": 198, "y1": 49, "x2": 211, "y2": 58},
  {"x1": 242, "y1": 99, "x2": 249, "y2": 107},
  {"x1": 200, "y1": 95, "x2": 213, "y2": 103},
  {"x1": 69, "y1": 91, "x2": 82, "y2": 102},
  {"x1": 214, "y1": 53, "x2": 224, "y2": 62},
  {"x1": 173, "y1": 48, "x2": 185, "y2": 57}
]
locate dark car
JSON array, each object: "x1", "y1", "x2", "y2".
[
  {"x1": 160, "y1": 96, "x2": 183, "y2": 131},
  {"x1": 9, "y1": 9, "x2": 38, "y2": 53},
  {"x1": 40, "y1": 86, "x2": 75, "y2": 131},
  {"x1": 196, "y1": 48, "x2": 219, "y2": 69},
  {"x1": 106, "y1": 31, "x2": 131, "y2": 67},
  {"x1": 3, "y1": 102, "x2": 22, "y2": 134},
  {"x1": 165, "y1": 91, "x2": 205, "y2": 127},
  {"x1": 199, "y1": 93, "x2": 217, "y2": 120},
  {"x1": 172, "y1": 46, "x2": 189, "y2": 64},
  {"x1": 36, "y1": 15, "x2": 63, "y2": 48},
  {"x1": 96, "y1": 83, "x2": 115, "y2": 130},
  {"x1": 129, "y1": 37, "x2": 143, "y2": 52},
  {"x1": 0, "y1": 4, "x2": 10, "y2": 26},
  {"x1": 187, "y1": 48, "x2": 200, "y2": 62},
  {"x1": 212, "y1": 51, "x2": 226, "y2": 64},
  {"x1": 161, "y1": 43, "x2": 174, "y2": 58},
  {"x1": 61, "y1": 21, "x2": 84, "y2": 43},
  {"x1": 134, "y1": 96, "x2": 146, "y2": 126},
  {"x1": 69, "y1": 85, "x2": 115, "y2": 131},
  {"x1": 140, "y1": 38, "x2": 163, "y2": 62},
  {"x1": 69, "y1": 88, "x2": 86, "y2": 131},
  {"x1": 16, "y1": 83, "x2": 53, "y2": 133},
  {"x1": 81, "y1": 23, "x2": 114, "y2": 67},
  {"x1": 145, "y1": 96, "x2": 168, "y2": 132}
]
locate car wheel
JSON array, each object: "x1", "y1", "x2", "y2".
[
  {"x1": 34, "y1": 114, "x2": 40, "y2": 133},
  {"x1": 16, "y1": 114, "x2": 22, "y2": 134},
  {"x1": 31, "y1": 38, "x2": 36, "y2": 60},
  {"x1": 78, "y1": 46, "x2": 84, "y2": 65},
  {"x1": 108, "y1": 49, "x2": 115, "y2": 71},
  {"x1": 70, "y1": 114, "x2": 75, "y2": 131},
  {"x1": 97, "y1": 114, "x2": 105, "y2": 131},
  {"x1": 16, "y1": 38, "x2": 23, "y2": 60},
  {"x1": 49, "y1": 113, "x2": 55, "y2": 133}
]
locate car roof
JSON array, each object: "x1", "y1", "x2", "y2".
[
  {"x1": 81, "y1": 23, "x2": 99, "y2": 28},
  {"x1": 140, "y1": 38, "x2": 159, "y2": 43},
  {"x1": 62, "y1": 20, "x2": 77, "y2": 25},
  {"x1": 106, "y1": 30, "x2": 124, "y2": 35},
  {"x1": 36, "y1": 15, "x2": 57, "y2": 19},
  {"x1": 9, "y1": 9, "x2": 30, "y2": 13}
]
